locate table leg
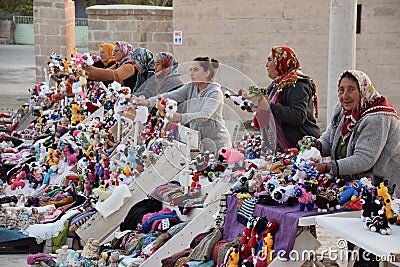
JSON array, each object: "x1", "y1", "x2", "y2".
[
  {"x1": 269, "y1": 227, "x2": 321, "y2": 267},
  {"x1": 347, "y1": 245, "x2": 359, "y2": 267}
]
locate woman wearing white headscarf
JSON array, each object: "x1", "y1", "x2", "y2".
[{"x1": 300, "y1": 70, "x2": 400, "y2": 197}]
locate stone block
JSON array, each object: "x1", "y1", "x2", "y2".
[
  {"x1": 153, "y1": 32, "x2": 173, "y2": 43},
  {"x1": 132, "y1": 31, "x2": 148, "y2": 43},
  {"x1": 92, "y1": 31, "x2": 118, "y2": 43},
  {"x1": 0, "y1": 20, "x2": 12, "y2": 39},
  {"x1": 42, "y1": 245, "x2": 52, "y2": 254},
  {"x1": 113, "y1": 32, "x2": 134, "y2": 43},
  {"x1": 38, "y1": 7, "x2": 65, "y2": 19},
  {"x1": 136, "y1": 21, "x2": 157, "y2": 32},
  {"x1": 88, "y1": 20, "x2": 108, "y2": 31},
  {"x1": 44, "y1": 35, "x2": 66, "y2": 47},
  {"x1": 147, "y1": 43, "x2": 172, "y2": 54},
  {"x1": 38, "y1": 24, "x2": 62, "y2": 35},
  {"x1": 295, "y1": 19, "x2": 328, "y2": 34},
  {"x1": 65, "y1": 237, "x2": 73, "y2": 248},
  {"x1": 156, "y1": 21, "x2": 173, "y2": 32}
]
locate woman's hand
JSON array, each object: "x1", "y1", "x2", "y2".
[
  {"x1": 238, "y1": 89, "x2": 262, "y2": 104},
  {"x1": 166, "y1": 112, "x2": 182, "y2": 122},
  {"x1": 82, "y1": 64, "x2": 93, "y2": 72},
  {"x1": 297, "y1": 136, "x2": 321, "y2": 151},
  {"x1": 310, "y1": 162, "x2": 331, "y2": 174},
  {"x1": 131, "y1": 95, "x2": 149, "y2": 106}
]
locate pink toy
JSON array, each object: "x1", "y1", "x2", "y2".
[
  {"x1": 64, "y1": 144, "x2": 79, "y2": 166},
  {"x1": 218, "y1": 147, "x2": 244, "y2": 168},
  {"x1": 73, "y1": 53, "x2": 84, "y2": 68},
  {"x1": 85, "y1": 170, "x2": 97, "y2": 196},
  {"x1": 294, "y1": 186, "x2": 314, "y2": 211},
  {"x1": 103, "y1": 157, "x2": 111, "y2": 182},
  {"x1": 11, "y1": 180, "x2": 25, "y2": 190},
  {"x1": 26, "y1": 253, "x2": 56, "y2": 265},
  {"x1": 10, "y1": 171, "x2": 26, "y2": 190}
]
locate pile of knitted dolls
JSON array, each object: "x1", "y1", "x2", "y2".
[
  {"x1": 1, "y1": 50, "x2": 398, "y2": 265},
  {"x1": 1, "y1": 61, "x2": 212, "y2": 265}
]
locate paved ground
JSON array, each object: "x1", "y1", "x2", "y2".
[
  {"x1": 0, "y1": 45, "x2": 35, "y2": 266},
  {"x1": 0, "y1": 45, "x2": 35, "y2": 111},
  {"x1": 0, "y1": 45, "x2": 349, "y2": 267}
]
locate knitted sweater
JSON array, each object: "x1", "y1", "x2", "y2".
[{"x1": 320, "y1": 103, "x2": 400, "y2": 196}]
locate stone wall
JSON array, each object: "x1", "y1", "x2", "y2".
[
  {"x1": 33, "y1": 0, "x2": 75, "y2": 83},
  {"x1": 355, "y1": 0, "x2": 400, "y2": 110},
  {"x1": 86, "y1": 5, "x2": 173, "y2": 55},
  {"x1": 0, "y1": 20, "x2": 13, "y2": 44},
  {"x1": 172, "y1": 0, "x2": 400, "y2": 128},
  {"x1": 28, "y1": 0, "x2": 400, "y2": 128}
]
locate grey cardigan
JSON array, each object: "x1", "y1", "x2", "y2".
[
  {"x1": 148, "y1": 82, "x2": 231, "y2": 152},
  {"x1": 320, "y1": 103, "x2": 400, "y2": 196}
]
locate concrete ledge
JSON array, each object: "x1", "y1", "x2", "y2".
[{"x1": 87, "y1": 5, "x2": 172, "y2": 16}]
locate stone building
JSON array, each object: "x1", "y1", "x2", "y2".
[{"x1": 32, "y1": 0, "x2": 400, "y2": 127}]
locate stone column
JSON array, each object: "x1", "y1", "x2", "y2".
[
  {"x1": 327, "y1": 0, "x2": 357, "y2": 122},
  {"x1": 33, "y1": 0, "x2": 75, "y2": 83}
]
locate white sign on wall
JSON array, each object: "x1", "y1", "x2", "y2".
[{"x1": 174, "y1": 31, "x2": 183, "y2": 45}]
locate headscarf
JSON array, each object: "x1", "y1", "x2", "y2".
[
  {"x1": 271, "y1": 46, "x2": 319, "y2": 118},
  {"x1": 115, "y1": 41, "x2": 134, "y2": 67},
  {"x1": 129, "y1": 47, "x2": 155, "y2": 72},
  {"x1": 156, "y1": 52, "x2": 179, "y2": 76},
  {"x1": 340, "y1": 70, "x2": 398, "y2": 142},
  {"x1": 98, "y1": 43, "x2": 115, "y2": 66}
]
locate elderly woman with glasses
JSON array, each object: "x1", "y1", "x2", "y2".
[{"x1": 84, "y1": 41, "x2": 137, "y2": 90}]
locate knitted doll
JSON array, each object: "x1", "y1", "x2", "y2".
[
  {"x1": 338, "y1": 180, "x2": 363, "y2": 206},
  {"x1": 227, "y1": 247, "x2": 240, "y2": 267},
  {"x1": 376, "y1": 181, "x2": 395, "y2": 224},
  {"x1": 293, "y1": 186, "x2": 314, "y2": 211},
  {"x1": 218, "y1": 147, "x2": 244, "y2": 168}
]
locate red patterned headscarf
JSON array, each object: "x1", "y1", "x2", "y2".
[
  {"x1": 271, "y1": 46, "x2": 319, "y2": 117},
  {"x1": 340, "y1": 70, "x2": 398, "y2": 142}
]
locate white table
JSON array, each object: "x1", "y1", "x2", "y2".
[{"x1": 316, "y1": 216, "x2": 400, "y2": 267}]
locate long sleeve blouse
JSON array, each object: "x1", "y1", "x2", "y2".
[{"x1": 148, "y1": 82, "x2": 231, "y2": 152}]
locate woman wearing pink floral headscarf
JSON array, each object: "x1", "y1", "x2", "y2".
[{"x1": 84, "y1": 41, "x2": 137, "y2": 90}]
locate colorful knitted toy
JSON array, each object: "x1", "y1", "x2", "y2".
[
  {"x1": 376, "y1": 181, "x2": 395, "y2": 224},
  {"x1": 218, "y1": 147, "x2": 244, "y2": 168},
  {"x1": 294, "y1": 186, "x2": 314, "y2": 211},
  {"x1": 338, "y1": 180, "x2": 363, "y2": 206}
]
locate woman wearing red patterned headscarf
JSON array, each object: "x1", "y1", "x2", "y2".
[
  {"x1": 153, "y1": 52, "x2": 184, "y2": 95},
  {"x1": 246, "y1": 46, "x2": 320, "y2": 150}
]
